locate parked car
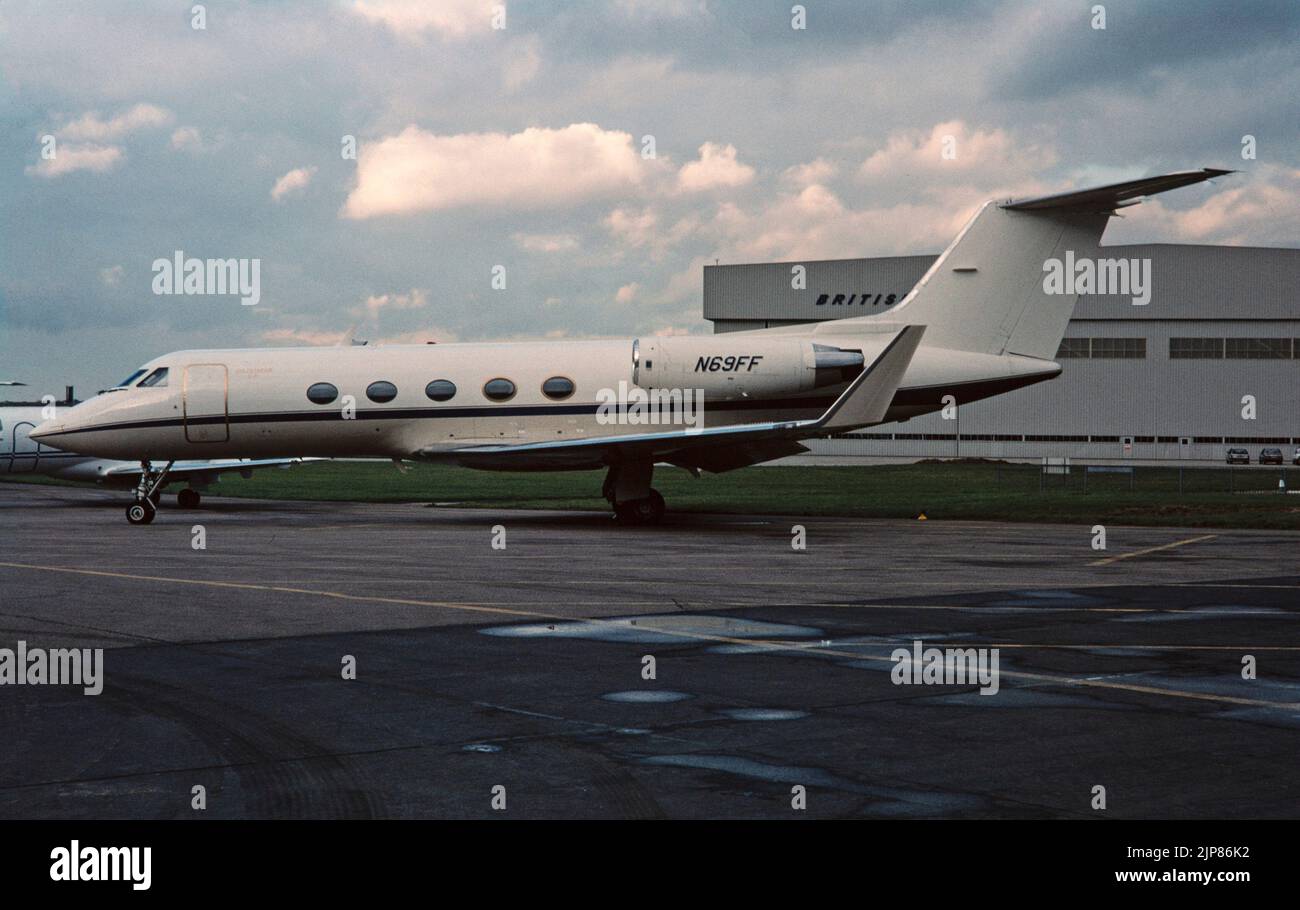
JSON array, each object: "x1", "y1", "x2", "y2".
[
  {"x1": 1293, "y1": 447, "x2": 1300, "y2": 466},
  {"x1": 1260, "y1": 447, "x2": 1284, "y2": 465},
  {"x1": 1225, "y1": 448, "x2": 1250, "y2": 465}
]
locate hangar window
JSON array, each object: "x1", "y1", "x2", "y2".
[
  {"x1": 306, "y1": 382, "x2": 338, "y2": 405},
  {"x1": 138, "y1": 367, "x2": 170, "y2": 387},
  {"x1": 1170, "y1": 338, "x2": 1224, "y2": 359},
  {"x1": 1089, "y1": 338, "x2": 1146, "y2": 359},
  {"x1": 483, "y1": 378, "x2": 516, "y2": 402},
  {"x1": 366, "y1": 381, "x2": 398, "y2": 403},
  {"x1": 1224, "y1": 338, "x2": 1291, "y2": 359},
  {"x1": 541, "y1": 376, "x2": 575, "y2": 400},
  {"x1": 1055, "y1": 338, "x2": 1090, "y2": 358},
  {"x1": 425, "y1": 380, "x2": 456, "y2": 402},
  {"x1": 1055, "y1": 338, "x2": 1145, "y2": 359}
]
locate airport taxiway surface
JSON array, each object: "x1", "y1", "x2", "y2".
[{"x1": 2, "y1": 483, "x2": 1298, "y2": 818}]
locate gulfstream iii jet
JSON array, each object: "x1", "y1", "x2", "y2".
[{"x1": 32, "y1": 169, "x2": 1229, "y2": 524}]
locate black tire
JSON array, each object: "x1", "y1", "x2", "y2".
[
  {"x1": 126, "y1": 502, "x2": 154, "y2": 525},
  {"x1": 177, "y1": 488, "x2": 201, "y2": 509},
  {"x1": 645, "y1": 489, "x2": 666, "y2": 524},
  {"x1": 613, "y1": 490, "x2": 666, "y2": 526}
]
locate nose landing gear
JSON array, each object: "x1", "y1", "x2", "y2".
[{"x1": 124, "y1": 460, "x2": 174, "y2": 525}]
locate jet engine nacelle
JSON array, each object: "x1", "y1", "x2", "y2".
[{"x1": 633, "y1": 336, "x2": 864, "y2": 400}]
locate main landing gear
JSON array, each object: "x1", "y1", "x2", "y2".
[
  {"x1": 603, "y1": 461, "x2": 666, "y2": 526},
  {"x1": 125, "y1": 460, "x2": 174, "y2": 525}
]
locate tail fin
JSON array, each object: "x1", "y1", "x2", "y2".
[{"x1": 850, "y1": 169, "x2": 1232, "y2": 359}]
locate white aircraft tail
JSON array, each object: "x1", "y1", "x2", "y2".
[{"x1": 846, "y1": 169, "x2": 1232, "y2": 360}]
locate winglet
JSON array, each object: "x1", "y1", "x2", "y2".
[{"x1": 815, "y1": 326, "x2": 924, "y2": 432}]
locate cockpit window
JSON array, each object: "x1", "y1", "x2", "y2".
[
  {"x1": 114, "y1": 368, "x2": 148, "y2": 389},
  {"x1": 137, "y1": 367, "x2": 169, "y2": 388}
]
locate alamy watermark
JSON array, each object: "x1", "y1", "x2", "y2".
[
  {"x1": 50, "y1": 841, "x2": 150, "y2": 890},
  {"x1": 596, "y1": 381, "x2": 704, "y2": 430},
  {"x1": 152, "y1": 249, "x2": 261, "y2": 305},
  {"x1": 0, "y1": 641, "x2": 103, "y2": 695},
  {"x1": 890, "y1": 639, "x2": 1000, "y2": 695},
  {"x1": 1043, "y1": 251, "x2": 1151, "y2": 306}
]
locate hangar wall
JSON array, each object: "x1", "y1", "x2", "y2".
[{"x1": 704, "y1": 244, "x2": 1300, "y2": 461}]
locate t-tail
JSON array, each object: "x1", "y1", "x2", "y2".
[{"x1": 853, "y1": 169, "x2": 1234, "y2": 360}]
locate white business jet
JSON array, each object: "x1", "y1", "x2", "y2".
[{"x1": 32, "y1": 170, "x2": 1230, "y2": 524}]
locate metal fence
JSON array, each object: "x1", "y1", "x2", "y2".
[{"x1": 987, "y1": 460, "x2": 1297, "y2": 495}]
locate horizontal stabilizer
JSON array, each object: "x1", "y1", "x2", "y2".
[
  {"x1": 816, "y1": 325, "x2": 924, "y2": 431},
  {"x1": 1001, "y1": 168, "x2": 1234, "y2": 213}
]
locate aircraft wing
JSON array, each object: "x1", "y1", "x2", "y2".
[
  {"x1": 100, "y1": 457, "x2": 318, "y2": 481},
  {"x1": 421, "y1": 326, "x2": 924, "y2": 473}
]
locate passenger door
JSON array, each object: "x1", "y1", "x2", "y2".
[{"x1": 183, "y1": 364, "x2": 229, "y2": 443}]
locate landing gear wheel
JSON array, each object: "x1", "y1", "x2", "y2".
[
  {"x1": 644, "y1": 488, "x2": 666, "y2": 524},
  {"x1": 177, "y1": 488, "x2": 201, "y2": 509},
  {"x1": 126, "y1": 502, "x2": 155, "y2": 525},
  {"x1": 614, "y1": 489, "x2": 666, "y2": 526},
  {"x1": 126, "y1": 459, "x2": 174, "y2": 524}
]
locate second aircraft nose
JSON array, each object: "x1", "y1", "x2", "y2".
[{"x1": 29, "y1": 419, "x2": 61, "y2": 442}]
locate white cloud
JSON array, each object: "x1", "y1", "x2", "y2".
[
  {"x1": 25, "y1": 144, "x2": 123, "y2": 178},
  {"x1": 782, "y1": 157, "x2": 838, "y2": 188},
  {"x1": 513, "y1": 233, "x2": 579, "y2": 253},
  {"x1": 709, "y1": 183, "x2": 971, "y2": 261},
  {"x1": 342, "y1": 123, "x2": 644, "y2": 219},
  {"x1": 260, "y1": 328, "x2": 347, "y2": 346},
  {"x1": 858, "y1": 119, "x2": 1056, "y2": 182},
  {"x1": 615, "y1": 282, "x2": 640, "y2": 303},
  {"x1": 26, "y1": 103, "x2": 173, "y2": 178},
  {"x1": 362, "y1": 287, "x2": 428, "y2": 316},
  {"x1": 56, "y1": 103, "x2": 172, "y2": 141},
  {"x1": 271, "y1": 165, "x2": 318, "y2": 201},
  {"x1": 677, "y1": 142, "x2": 755, "y2": 192},
  {"x1": 503, "y1": 36, "x2": 542, "y2": 90},
  {"x1": 604, "y1": 207, "x2": 658, "y2": 247},
  {"x1": 603, "y1": 207, "x2": 701, "y2": 260},
  {"x1": 349, "y1": 0, "x2": 496, "y2": 40},
  {"x1": 170, "y1": 126, "x2": 202, "y2": 150},
  {"x1": 1114, "y1": 166, "x2": 1300, "y2": 246}
]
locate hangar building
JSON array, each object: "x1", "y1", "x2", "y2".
[{"x1": 704, "y1": 244, "x2": 1300, "y2": 461}]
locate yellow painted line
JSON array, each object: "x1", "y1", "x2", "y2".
[
  {"x1": 0, "y1": 560, "x2": 1296, "y2": 711},
  {"x1": 1089, "y1": 534, "x2": 1218, "y2": 566},
  {"x1": 0, "y1": 561, "x2": 538, "y2": 620}
]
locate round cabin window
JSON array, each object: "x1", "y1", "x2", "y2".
[
  {"x1": 483, "y1": 378, "x2": 516, "y2": 402},
  {"x1": 425, "y1": 379, "x2": 457, "y2": 402},
  {"x1": 306, "y1": 382, "x2": 338, "y2": 405},
  {"x1": 366, "y1": 381, "x2": 398, "y2": 403},
  {"x1": 541, "y1": 376, "x2": 575, "y2": 400}
]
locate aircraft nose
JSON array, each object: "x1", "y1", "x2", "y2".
[{"x1": 29, "y1": 420, "x2": 60, "y2": 441}]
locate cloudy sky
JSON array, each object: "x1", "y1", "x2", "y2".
[{"x1": 2, "y1": 0, "x2": 1297, "y2": 396}]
